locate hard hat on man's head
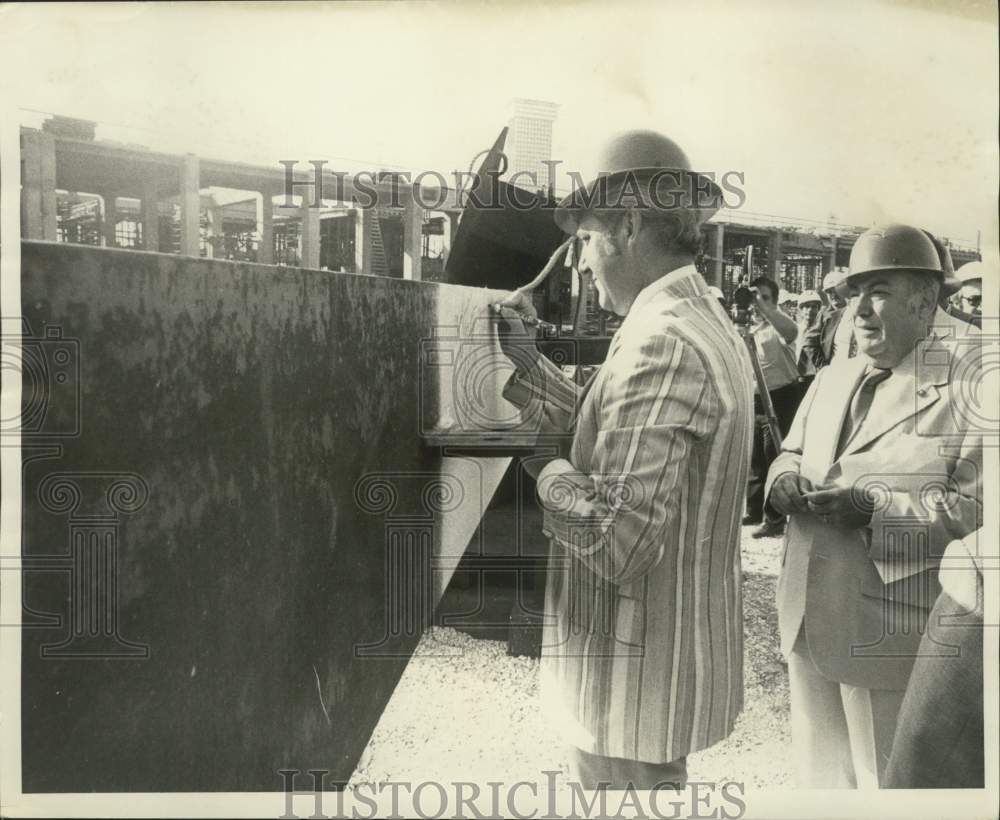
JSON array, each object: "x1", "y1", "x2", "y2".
[
  {"x1": 708, "y1": 286, "x2": 724, "y2": 300},
  {"x1": 822, "y1": 270, "x2": 846, "y2": 292},
  {"x1": 554, "y1": 130, "x2": 723, "y2": 233},
  {"x1": 847, "y1": 224, "x2": 947, "y2": 288},
  {"x1": 797, "y1": 290, "x2": 821, "y2": 306}
]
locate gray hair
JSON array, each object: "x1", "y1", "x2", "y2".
[{"x1": 598, "y1": 207, "x2": 704, "y2": 255}]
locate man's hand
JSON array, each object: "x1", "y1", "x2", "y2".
[
  {"x1": 536, "y1": 458, "x2": 594, "y2": 518},
  {"x1": 492, "y1": 289, "x2": 539, "y2": 372},
  {"x1": 769, "y1": 471, "x2": 813, "y2": 516},
  {"x1": 803, "y1": 484, "x2": 874, "y2": 530}
]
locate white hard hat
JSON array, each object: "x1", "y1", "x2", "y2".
[
  {"x1": 797, "y1": 290, "x2": 821, "y2": 305},
  {"x1": 778, "y1": 289, "x2": 795, "y2": 303},
  {"x1": 957, "y1": 260, "x2": 984, "y2": 284},
  {"x1": 822, "y1": 270, "x2": 846, "y2": 291},
  {"x1": 708, "y1": 286, "x2": 724, "y2": 300}
]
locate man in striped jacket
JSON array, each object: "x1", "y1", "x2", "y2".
[{"x1": 495, "y1": 130, "x2": 755, "y2": 789}]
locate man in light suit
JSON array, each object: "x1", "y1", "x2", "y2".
[
  {"x1": 765, "y1": 223, "x2": 983, "y2": 788},
  {"x1": 494, "y1": 130, "x2": 755, "y2": 789}
]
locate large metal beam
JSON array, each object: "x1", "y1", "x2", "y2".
[{"x1": 19, "y1": 240, "x2": 512, "y2": 791}]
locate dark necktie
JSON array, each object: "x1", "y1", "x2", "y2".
[{"x1": 836, "y1": 367, "x2": 892, "y2": 457}]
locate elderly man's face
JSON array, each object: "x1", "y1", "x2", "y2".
[
  {"x1": 848, "y1": 270, "x2": 937, "y2": 368},
  {"x1": 575, "y1": 212, "x2": 631, "y2": 315}
]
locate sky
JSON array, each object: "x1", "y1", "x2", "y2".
[{"x1": 1, "y1": 0, "x2": 997, "y2": 250}]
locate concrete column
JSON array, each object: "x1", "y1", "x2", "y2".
[
  {"x1": 823, "y1": 237, "x2": 837, "y2": 275},
  {"x1": 179, "y1": 154, "x2": 201, "y2": 257},
  {"x1": 442, "y1": 211, "x2": 460, "y2": 267},
  {"x1": 711, "y1": 223, "x2": 724, "y2": 287},
  {"x1": 259, "y1": 194, "x2": 274, "y2": 264},
  {"x1": 299, "y1": 195, "x2": 321, "y2": 270},
  {"x1": 141, "y1": 178, "x2": 159, "y2": 252},
  {"x1": 354, "y1": 207, "x2": 372, "y2": 274},
  {"x1": 402, "y1": 185, "x2": 422, "y2": 280},
  {"x1": 21, "y1": 130, "x2": 58, "y2": 240},
  {"x1": 769, "y1": 230, "x2": 783, "y2": 282},
  {"x1": 209, "y1": 203, "x2": 226, "y2": 259},
  {"x1": 100, "y1": 192, "x2": 118, "y2": 248}
]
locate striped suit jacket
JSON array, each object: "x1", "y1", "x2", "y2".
[{"x1": 503, "y1": 265, "x2": 755, "y2": 763}]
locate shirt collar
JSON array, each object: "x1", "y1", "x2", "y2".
[{"x1": 626, "y1": 264, "x2": 699, "y2": 316}]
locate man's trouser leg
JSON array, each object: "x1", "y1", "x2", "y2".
[
  {"x1": 568, "y1": 747, "x2": 688, "y2": 791},
  {"x1": 788, "y1": 629, "x2": 904, "y2": 788}
]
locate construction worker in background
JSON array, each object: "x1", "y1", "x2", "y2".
[
  {"x1": 923, "y1": 232, "x2": 981, "y2": 334},
  {"x1": 956, "y1": 260, "x2": 983, "y2": 319},
  {"x1": 794, "y1": 290, "x2": 822, "y2": 389},
  {"x1": 743, "y1": 276, "x2": 801, "y2": 539},
  {"x1": 779, "y1": 289, "x2": 798, "y2": 319},
  {"x1": 798, "y1": 270, "x2": 852, "y2": 370},
  {"x1": 765, "y1": 222, "x2": 982, "y2": 789}
]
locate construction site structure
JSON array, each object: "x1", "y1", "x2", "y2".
[{"x1": 22, "y1": 117, "x2": 982, "y2": 297}]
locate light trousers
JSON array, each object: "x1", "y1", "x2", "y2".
[{"x1": 788, "y1": 629, "x2": 905, "y2": 788}]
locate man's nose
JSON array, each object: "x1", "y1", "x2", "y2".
[{"x1": 853, "y1": 291, "x2": 873, "y2": 316}]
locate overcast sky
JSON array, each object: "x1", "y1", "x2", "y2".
[{"x1": 2, "y1": 1, "x2": 997, "y2": 249}]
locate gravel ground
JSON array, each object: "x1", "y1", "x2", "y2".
[{"x1": 351, "y1": 527, "x2": 792, "y2": 790}]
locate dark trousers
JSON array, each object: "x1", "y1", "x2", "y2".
[
  {"x1": 568, "y1": 747, "x2": 687, "y2": 790},
  {"x1": 746, "y1": 380, "x2": 804, "y2": 524},
  {"x1": 883, "y1": 590, "x2": 984, "y2": 788}
]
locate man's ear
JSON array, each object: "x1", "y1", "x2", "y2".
[{"x1": 622, "y1": 208, "x2": 642, "y2": 244}]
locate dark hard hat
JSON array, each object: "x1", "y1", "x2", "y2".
[
  {"x1": 554, "y1": 129, "x2": 722, "y2": 233},
  {"x1": 847, "y1": 224, "x2": 947, "y2": 285}
]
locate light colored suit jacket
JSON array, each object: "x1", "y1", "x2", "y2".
[
  {"x1": 504, "y1": 265, "x2": 754, "y2": 763},
  {"x1": 764, "y1": 332, "x2": 982, "y2": 691}
]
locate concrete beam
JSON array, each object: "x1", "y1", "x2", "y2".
[
  {"x1": 354, "y1": 208, "x2": 372, "y2": 274},
  {"x1": 402, "y1": 186, "x2": 422, "y2": 280},
  {"x1": 101, "y1": 192, "x2": 118, "y2": 248},
  {"x1": 209, "y1": 204, "x2": 226, "y2": 259},
  {"x1": 823, "y1": 237, "x2": 837, "y2": 275},
  {"x1": 711, "y1": 223, "x2": 724, "y2": 287},
  {"x1": 299, "y1": 196, "x2": 321, "y2": 270},
  {"x1": 769, "y1": 230, "x2": 783, "y2": 281},
  {"x1": 179, "y1": 154, "x2": 201, "y2": 257},
  {"x1": 20, "y1": 129, "x2": 58, "y2": 240},
  {"x1": 141, "y1": 178, "x2": 159, "y2": 252},
  {"x1": 259, "y1": 194, "x2": 274, "y2": 264},
  {"x1": 442, "y1": 211, "x2": 460, "y2": 267}
]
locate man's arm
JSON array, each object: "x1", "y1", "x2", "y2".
[
  {"x1": 756, "y1": 294, "x2": 799, "y2": 344},
  {"x1": 764, "y1": 369, "x2": 819, "y2": 496},
  {"x1": 535, "y1": 333, "x2": 719, "y2": 585}
]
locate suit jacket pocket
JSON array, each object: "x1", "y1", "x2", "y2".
[
  {"x1": 860, "y1": 564, "x2": 941, "y2": 611},
  {"x1": 613, "y1": 592, "x2": 647, "y2": 649}
]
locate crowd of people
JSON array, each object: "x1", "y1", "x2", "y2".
[{"x1": 493, "y1": 128, "x2": 987, "y2": 792}]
